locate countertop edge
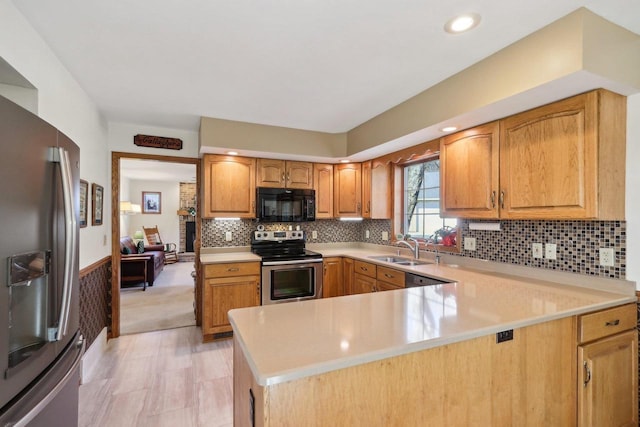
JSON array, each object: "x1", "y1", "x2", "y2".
[{"x1": 231, "y1": 294, "x2": 636, "y2": 387}]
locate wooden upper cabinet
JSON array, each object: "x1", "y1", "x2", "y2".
[
  {"x1": 314, "y1": 163, "x2": 334, "y2": 218},
  {"x1": 440, "y1": 122, "x2": 500, "y2": 219},
  {"x1": 256, "y1": 159, "x2": 313, "y2": 189},
  {"x1": 362, "y1": 160, "x2": 392, "y2": 219},
  {"x1": 334, "y1": 163, "x2": 362, "y2": 218},
  {"x1": 500, "y1": 90, "x2": 625, "y2": 220},
  {"x1": 440, "y1": 89, "x2": 626, "y2": 220},
  {"x1": 202, "y1": 154, "x2": 256, "y2": 218}
]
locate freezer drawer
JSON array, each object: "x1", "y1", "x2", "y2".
[{"x1": 0, "y1": 332, "x2": 84, "y2": 427}]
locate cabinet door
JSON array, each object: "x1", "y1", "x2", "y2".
[
  {"x1": 362, "y1": 161, "x2": 392, "y2": 219},
  {"x1": 322, "y1": 257, "x2": 344, "y2": 298},
  {"x1": 256, "y1": 159, "x2": 286, "y2": 188},
  {"x1": 440, "y1": 122, "x2": 499, "y2": 219},
  {"x1": 286, "y1": 161, "x2": 313, "y2": 189},
  {"x1": 352, "y1": 273, "x2": 376, "y2": 294},
  {"x1": 314, "y1": 163, "x2": 334, "y2": 218},
  {"x1": 203, "y1": 275, "x2": 260, "y2": 335},
  {"x1": 578, "y1": 330, "x2": 638, "y2": 427},
  {"x1": 499, "y1": 93, "x2": 597, "y2": 219},
  {"x1": 203, "y1": 155, "x2": 256, "y2": 218},
  {"x1": 343, "y1": 258, "x2": 354, "y2": 295},
  {"x1": 334, "y1": 163, "x2": 362, "y2": 218}
]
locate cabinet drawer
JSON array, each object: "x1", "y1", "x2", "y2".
[
  {"x1": 354, "y1": 260, "x2": 376, "y2": 278},
  {"x1": 376, "y1": 266, "x2": 405, "y2": 288},
  {"x1": 204, "y1": 262, "x2": 261, "y2": 278},
  {"x1": 578, "y1": 303, "x2": 637, "y2": 344}
]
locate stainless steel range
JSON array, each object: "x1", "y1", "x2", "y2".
[{"x1": 251, "y1": 230, "x2": 323, "y2": 305}]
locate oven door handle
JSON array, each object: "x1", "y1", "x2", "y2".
[{"x1": 262, "y1": 258, "x2": 323, "y2": 266}]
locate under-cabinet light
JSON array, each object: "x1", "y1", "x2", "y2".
[
  {"x1": 339, "y1": 217, "x2": 363, "y2": 221},
  {"x1": 214, "y1": 217, "x2": 240, "y2": 221}
]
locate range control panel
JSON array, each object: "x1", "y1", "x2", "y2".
[{"x1": 253, "y1": 230, "x2": 305, "y2": 241}]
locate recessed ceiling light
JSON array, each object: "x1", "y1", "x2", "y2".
[
  {"x1": 444, "y1": 13, "x2": 480, "y2": 34},
  {"x1": 227, "y1": 151, "x2": 238, "y2": 156},
  {"x1": 441, "y1": 126, "x2": 458, "y2": 132}
]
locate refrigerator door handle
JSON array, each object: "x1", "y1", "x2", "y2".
[{"x1": 49, "y1": 147, "x2": 77, "y2": 340}]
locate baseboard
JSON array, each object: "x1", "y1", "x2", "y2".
[{"x1": 80, "y1": 327, "x2": 108, "y2": 384}]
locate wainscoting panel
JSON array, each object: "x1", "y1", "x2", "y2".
[{"x1": 79, "y1": 257, "x2": 111, "y2": 348}]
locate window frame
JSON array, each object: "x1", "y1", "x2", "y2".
[{"x1": 392, "y1": 152, "x2": 461, "y2": 254}]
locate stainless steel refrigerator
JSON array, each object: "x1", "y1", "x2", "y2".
[{"x1": 0, "y1": 95, "x2": 84, "y2": 426}]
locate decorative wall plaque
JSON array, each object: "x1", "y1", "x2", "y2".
[{"x1": 134, "y1": 134, "x2": 183, "y2": 150}]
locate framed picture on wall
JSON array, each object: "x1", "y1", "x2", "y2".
[
  {"x1": 92, "y1": 183, "x2": 104, "y2": 226},
  {"x1": 142, "y1": 191, "x2": 161, "y2": 214},
  {"x1": 79, "y1": 180, "x2": 88, "y2": 228}
]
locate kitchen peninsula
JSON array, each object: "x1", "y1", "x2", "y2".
[{"x1": 225, "y1": 249, "x2": 637, "y2": 426}]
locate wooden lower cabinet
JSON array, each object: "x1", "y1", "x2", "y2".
[
  {"x1": 342, "y1": 258, "x2": 354, "y2": 295},
  {"x1": 352, "y1": 273, "x2": 376, "y2": 294},
  {"x1": 234, "y1": 316, "x2": 576, "y2": 426},
  {"x1": 202, "y1": 262, "x2": 260, "y2": 341},
  {"x1": 577, "y1": 304, "x2": 638, "y2": 426},
  {"x1": 322, "y1": 257, "x2": 343, "y2": 298}
]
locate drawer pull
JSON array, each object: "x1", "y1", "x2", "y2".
[
  {"x1": 384, "y1": 273, "x2": 394, "y2": 278},
  {"x1": 360, "y1": 266, "x2": 368, "y2": 271},
  {"x1": 605, "y1": 319, "x2": 620, "y2": 326},
  {"x1": 227, "y1": 267, "x2": 239, "y2": 272}
]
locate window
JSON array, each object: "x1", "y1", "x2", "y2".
[{"x1": 402, "y1": 157, "x2": 457, "y2": 242}]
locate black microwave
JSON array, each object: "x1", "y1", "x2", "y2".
[{"x1": 256, "y1": 187, "x2": 315, "y2": 222}]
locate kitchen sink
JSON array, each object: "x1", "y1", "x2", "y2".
[{"x1": 368, "y1": 255, "x2": 430, "y2": 266}]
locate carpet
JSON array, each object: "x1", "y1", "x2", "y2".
[{"x1": 120, "y1": 262, "x2": 196, "y2": 335}]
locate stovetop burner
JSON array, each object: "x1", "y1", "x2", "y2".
[{"x1": 250, "y1": 230, "x2": 322, "y2": 262}]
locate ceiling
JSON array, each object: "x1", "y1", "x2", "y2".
[{"x1": 11, "y1": 1, "x2": 640, "y2": 137}]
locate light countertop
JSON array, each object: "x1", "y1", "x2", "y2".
[{"x1": 229, "y1": 258, "x2": 635, "y2": 387}]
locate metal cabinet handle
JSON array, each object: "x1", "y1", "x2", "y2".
[
  {"x1": 491, "y1": 191, "x2": 496, "y2": 208},
  {"x1": 605, "y1": 319, "x2": 620, "y2": 326},
  {"x1": 227, "y1": 267, "x2": 239, "y2": 272},
  {"x1": 281, "y1": 172, "x2": 285, "y2": 183},
  {"x1": 357, "y1": 202, "x2": 361, "y2": 213},
  {"x1": 499, "y1": 191, "x2": 505, "y2": 209},
  {"x1": 384, "y1": 273, "x2": 393, "y2": 279},
  {"x1": 360, "y1": 266, "x2": 368, "y2": 271},
  {"x1": 287, "y1": 171, "x2": 290, "y2": 182},
  {"x1": 583, "y1": 361, "x2": 591, "y2": 387}
]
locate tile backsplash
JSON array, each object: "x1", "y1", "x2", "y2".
[{"x1": 201, "y1": 218, "x2": 626, "y2": 279}]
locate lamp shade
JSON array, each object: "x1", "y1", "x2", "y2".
[
  {"x1": 120, "y1": 201, "x2": 133, "y2": 214},
  {"x1": 133, "y1": 230, "x2": 144, "y2": 240}
]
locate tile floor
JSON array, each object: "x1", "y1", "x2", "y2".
[{"x1": 79, "y1": 326, "x2": 233, "y2": 427}]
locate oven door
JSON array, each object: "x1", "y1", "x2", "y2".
[{"x1": 261, "y1": 259, "x2": 323, "y2": 305}]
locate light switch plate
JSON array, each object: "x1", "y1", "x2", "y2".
[
  {"x1": 225, "y1": 231, "x2": 232, "y2": 241},
  {"x1": 545, "y1": 243, "x2": 557, "y2": 260},
  {"x1": 381, "y1": 231, "x2": 389, "y2": 241},
  {"x1": 312, "y1": 230, "x2": 318, "y2": 239},
  {"x1": 532, "y1": 243, "x2": 543, "y2": 259},
  {"x1": 463, "y1": 237, "x2": 476, "y2": 251}
]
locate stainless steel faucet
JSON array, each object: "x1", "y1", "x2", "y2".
[
  {"x1": 396, "y1": 237, "x2": 420, "y2": 259},
  {"x1": 425, "y1": 239, "x2": 440, "y2": 265}
]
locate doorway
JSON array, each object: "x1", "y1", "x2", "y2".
[{"x1": 111, "y1": 152, "x2": 201, "y2": 339}]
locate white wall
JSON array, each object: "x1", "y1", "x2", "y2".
[
  {"x1": 0, "y1": 1, "x2": 110, "y2": 269},
  {"x1": 109, "y1": 122, "x2": 199, "y2": 158},
  {"x1": 625, "y1": 93, "x2": 640, "y2": 288},
  {"x1": 124, "y1": 179, "x2": 181, "y2": 246}
]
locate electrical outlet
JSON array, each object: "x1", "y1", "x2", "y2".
[
  {"x1": 365, "y1": 230, "x2": 370, "y2": 239},
  {"x1": 382, "y1": 231, "x2": 389, "y2": 241},
  {"x1": 312, "y1": 230, "x2": 318, "y2": 239},
  {"x1": 532, "y1": 243, "x2": 543, "y2": 258},
  {"x1": 599, "y1": 248, "x2": 615, "y2": 267},
  {"x1": 545, "y1": 243, "x2": 557, "y2": 260},
  {"x1": 225, "y1": 231, "x2": 232, "y2": 241},
  {"x1": 463, "y1": 237, "x2": 476, "y2": 251}
]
